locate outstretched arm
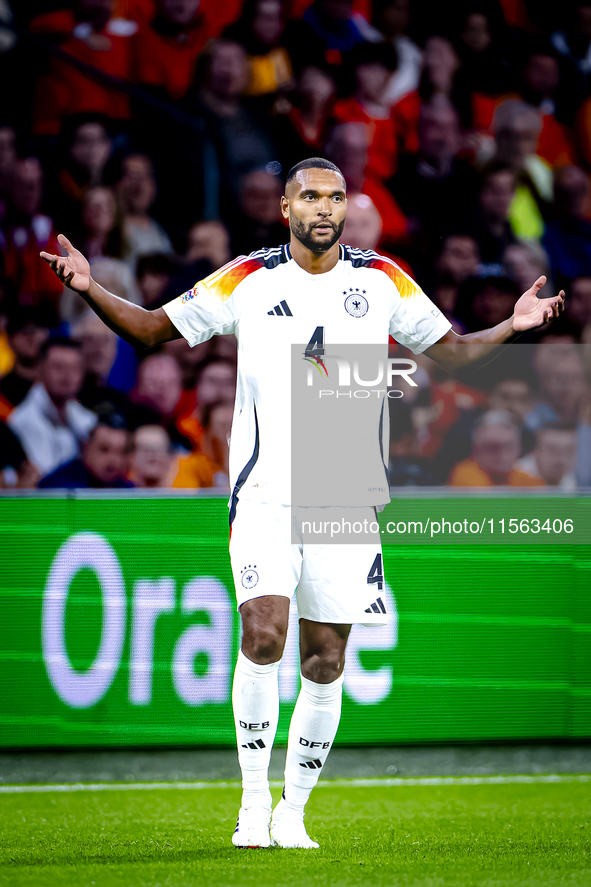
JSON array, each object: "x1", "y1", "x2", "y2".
[
  {"x1": 40, "y1": 235, "x2": 181, "y2": 348},
  {"x1": 425, "y1": 276, "x2": 565, "y2": 372}
]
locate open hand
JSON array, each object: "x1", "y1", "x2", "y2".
[
  {"x1": 513, "y1": 276, "x2": 565, "y2": 332},
  {"x1": 40, "y1": 234, "x2": 90, "y2": 294}
]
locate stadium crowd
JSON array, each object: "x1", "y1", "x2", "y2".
[{"x1": 0, "y1": 0, "x2": 590, "y2": 489}]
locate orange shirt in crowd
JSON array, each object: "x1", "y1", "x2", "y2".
[
  {"x1": 416, "y1": 381, "x2": 489, "y2": 461},
  {"x1": 131, "y1": 0, "x2": 243, "y2": 100},
  {"x1": 333, "y1": 96, "x2": 399, "y2": 181},
  {"x1": 392, "y1": 90, "x2": 421, "y2": 155},
  {"x1": 133, "y1": 0, "x2": 243, "y2": 100},
  {"x1": 173, "y1": 451, "x2": 227, "y2": 488},
  {"x1": 30, "y1": 11, "x2": 134, "y2": 135},
  {"x1": 448, "y1": 458, "x2": 546, "y2": 487},
  {"x1": 0, "y1": 392, "x2": 13, "y2": 422},
  {"x1": 131, "y1": 17, "x2": 212, "y2": 101},
  {"x1": 362, "y1": 176, "x2": 407, "y2": 245},
  {"x1": 2, "y1": 223, "x2": 63, "y2": 311}
]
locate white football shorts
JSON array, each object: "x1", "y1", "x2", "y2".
[{"x1": 229, "y1": 500, "x2": 390, "y2": 625}]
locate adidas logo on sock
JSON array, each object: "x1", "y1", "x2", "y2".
[
  {"x1": 267, "y1": 300, "x2": 293, "y2": 316},
  {"x1": 299, "y1": 759, "x2": 323, "y2": 770},
  {"x1": 241, "y1": 739, "x2": 266, "y2": 750},
  {"x1": 365, "y1": 596, "x2": 386, "y2": 615}
]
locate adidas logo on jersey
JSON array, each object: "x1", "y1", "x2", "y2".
[
  {"x1": 241, "y1": 739, "x2": 266, "y2": 750},
  {"x1": 365, "y1": 596, "x2": 386, "y2": 615},
  {"x1": 267, "y1": 300, "x2": 293, "y2": 316},
  {"x1": 299, "y1": 759, "x2": 323, "y2": 770}
]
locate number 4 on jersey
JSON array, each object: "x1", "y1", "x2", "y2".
[
  {"x1": 305, "y1": 326, "x2": 325, "y2": 359},
  {"x1": 367, "y1": 553, "x2": 383, "y2": 591}
]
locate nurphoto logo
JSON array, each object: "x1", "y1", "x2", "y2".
[{"x1": 306, "y1": 356, "x2": 418, "y2": 399}]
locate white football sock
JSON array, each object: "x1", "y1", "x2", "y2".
[
  {"x1": 232, "y1": 650, "x2": 280, "y2": 808},
  {"x1": 280, "y1": 673, "x2": 343, "y2": 817}
]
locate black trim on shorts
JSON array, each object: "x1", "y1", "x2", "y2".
[{"x1": 229, "y1": 404, "x2": 260, "y2": 527}]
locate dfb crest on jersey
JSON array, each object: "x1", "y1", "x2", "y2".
[
  {"x1": 241, "y1": 565, "x2": 259, "y2": 588},
  {"x1": 344, "y1": 291, "x2": 368, "y2": 317}
]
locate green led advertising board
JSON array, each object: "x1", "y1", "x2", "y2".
[{"x1": 0, "y1": 494, "x2": 589, "y2": 748}]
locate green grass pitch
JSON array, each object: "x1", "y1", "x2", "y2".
[{"x1": 1, "y1": 780, "x2": 590, "y2": 887}]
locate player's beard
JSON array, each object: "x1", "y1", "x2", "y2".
[{"x1": 290, "y1": 214, "x2": 345, "y2": 253}]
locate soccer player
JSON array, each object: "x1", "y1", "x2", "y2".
[{"x1": 41, "y1": 158, "x2": 564, "y2": 849}]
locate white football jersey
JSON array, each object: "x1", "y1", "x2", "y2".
[{"x1": 163, "y1": 244, "x2": 451, "y2": 511}]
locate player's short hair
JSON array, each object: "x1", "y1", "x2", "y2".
[{"x1": 285, "y1": 158, "x2": 345, "y2": 189}]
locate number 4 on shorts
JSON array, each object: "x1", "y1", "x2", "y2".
[{"x1": 367, "y1": 553, "x2": 383, "y2": 591}]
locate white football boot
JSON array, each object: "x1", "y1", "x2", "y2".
[
  {"x1": 270, "y1": 800, "x2": 319, "y2": 849},
  {"x1": 232, "y1": 803, "x2": 272, "y2": 848}
]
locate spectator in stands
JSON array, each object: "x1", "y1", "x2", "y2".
[
  {"x1": 551, "y1": 2, "x2": 591, "y2": 120},
  {"x1": 60, "y1": 244, "x2": 139, "y2": 324},
  {"x1": 392, "y1": 35, "x2": 465, "y2": 157},
  {"x1": 469, "y1": 162, "x2": 518, "y2": 268},
  {"x1": 0, "y1": 422, "x2": 39, "y2": 489},
  {"x1": 1, "y1": 158, "x2": 63, "y2": 312},
  {"x1": 130, "y1": 423, "x2": 176, "y2": 487},
  {"x1": 284, "y1": 0, "x2": 370, "y2": 72},
  {"x1": 192, "y1": 38, "x2": 280, "y2": 205},
  {"x1": 516, "y1": 422, "x2": 578, "y2": 489},
  {"x1": 133, "y1": 0, "x2": 238, "y2": 102},
  {"x1": 7, "y1": 337, "x2": 96, "y2": 475},
  {"x1": 325, "y1": 122, "x2": 407, "y2": 246},
  {"x1": 38, "y1": 411, "x2": 133, "y2": 488},
  {"x1": 527, "y1": 346, "x2": 586, "y2": 431},
  {"x1": 455, "y1": 6, "x2": 511, "y2": 96},
  {"x1": 543, "y1": 165, "x2": 591, "y2": 281},
  {"x1": 78, "y1": 186, "x2": 123, "y2": 261},
  {"x1": 0, "y1": 307, "x2": 53, "y2": 409},
  {"x1": 343, "y1": 193, "x2": 382, "y2": 250},
  {"x1": 226, "y1": 0, "x2": 294, "y2": 98},
  {"x1": 284, "y1": 65, "x2": 336, "y2": 155},
  {"x1": 374, "y1": 0, "x2": 422, "y2": 107},
  {"x1": 158, "y1": 228, "x2": 220, "y2": 307},
  {"x1": 492, "y1": 99, "x2": 551, "y2": 241},
  {"x1": 566, "y1": 275, "x2": 591, "y2": 335},
  {"x1": 0, "y1": 124, "x2": 17, "y2": 225},
  {"x1": 71, "y1": 310, "x2": 129, "y2": 415},
  {"x1": 503, "y1": 241, "x2": 552, "y2": 300},
  {"x1": 116, "y1": 154, "x2": 173, "y2": 270},
  {"x1": 195, "y1": 356, "x2": 237, "y2": 421},
  {"x1": 455, "y1": 276, "x2": 520, "y2": 333},
  {"x1": 174, "y1": 399, "x2": 232, "y2": 487},
  {"x1": 434, "y1": 234, "x2": 480, "y2": 286},
  {"x1": 388, "y1": 97, "x2": 478, "y2": 260},
  {"x1": 30, "y1": 0, "x2": 134, "y2": 135},
  {"x1": 136, "y1": 253, "x2": 178, "y2": 308},
  {"x1": 430, "y1": 234, "x2": 480, "y2": 326},
  {"x1": 334, "y1": 41, "x2": 400, "y2": 182},
  {"x1": 230, "y1": 169, "x2": 286, "y2": 255},
  {"x1": 388, "y1": 399, "x2": 435, "y2": 486},
  {"x1": 488, "y1": 376, "x2": 535, "y2": 426},
  {"x1": 517, "y1": 47, "x2": 576, "y2": 168},
  {"x1": 51, "y1": 117, "x2": 113, "y2": 230},
  {"x1": 131, "y1": 351, "x2": 190, "y2": 447},
  {"x1": 185, "y1": 220, "x2": 231, "y2": 271},
  {"x1": 448, "y1": 409, "x2": 542, "y2": 486},
  {"x1": 91, "y1": 255, "x2": 139, "y2": 303}
]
